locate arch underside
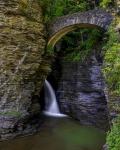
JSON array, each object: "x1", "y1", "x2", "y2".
[
  {"x1": 48, "y1": 24, "x2": 102, "y2": 48},
  {"x1": 47, "y1": 9, "x2": 113, "y2": 49}
]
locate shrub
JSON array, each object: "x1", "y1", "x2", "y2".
[
  {"x1": 107, "y1": 116, "x2": 120, "y2": 150},
  {"x1": 102, "y1": 25, "x2": 120, "y2": 96}
]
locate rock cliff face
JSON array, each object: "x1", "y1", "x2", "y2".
[
  {"x1": 0, "y1": 0, "x2": 111, "y2": 140},
  {"x1": 54, "y1": 50, "x2": 110, "y2": 131},
  {"x1": 0, "y1": 0, "x2": 50, "y2": 139}
]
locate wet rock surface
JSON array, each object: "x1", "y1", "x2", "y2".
[
  {"x1": 0, "y1": 114, "x2": 44, "y2": 141},
  {"x1": 56, "y1": 52, "x2": 110, "y2": 131}
]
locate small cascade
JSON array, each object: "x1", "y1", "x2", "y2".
[{"x1": 43, "y1": 80, "x2": 66, "y2": 117}]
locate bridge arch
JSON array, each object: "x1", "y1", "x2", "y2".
[{"x1": 47, "y1": 9, "x2": 112, "y2": 49}]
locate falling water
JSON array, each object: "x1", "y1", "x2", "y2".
[{"x1": 44, "y1": 80, "x2": 66, "y2": 117}]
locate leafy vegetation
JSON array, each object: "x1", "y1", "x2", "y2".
[
  {"x1": 100, "y1": 0, "x2": 112, "y2": 8},
  {"x1": 60, "y1": 28, "x2": 102, "y2": 62},
  {"x1": 103, "y1": 25, "x2": 120, "y2": 96},
  {"x1": 104, "y1": 31, "x2": 120, "y2": 148},
  {"x1": 107, "y1": 116, "x2": 120, "y2": 150},
  {"x1": 39, "y1": 0, "x2": 90, "y2": 22},
  {"x1": 102, "y1": 9, "x2": 120, "y2": 150}
]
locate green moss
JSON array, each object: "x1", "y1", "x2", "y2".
[{"x1": 0, "y1": 111, "x2": 22, "y2": 117}]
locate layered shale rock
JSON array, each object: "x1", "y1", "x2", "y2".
[{"x1": 0, "y1": 0, "x2": 50, "y2": 139}]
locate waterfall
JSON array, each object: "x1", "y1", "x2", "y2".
[{"x1": 43, "y1": 80, "x2": 66, "y2": 117}]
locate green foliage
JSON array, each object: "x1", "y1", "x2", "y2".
[
  {"x1": 62, "y1": 28, "x2": 102, "y2": 62},
  {"x1": 100, "y1": 0, "x2": 112, "y2": 8},
  {"x1": 39, "y1": 0, "x2": 65, "y2": 22},
  {"x1": 107, "y1": 116, "x2": 120, "y2": 150},
  {"x1": 102, "y1": 12, "x2": 120, "y2": 150},
  {"x1": 63, "y1": 0, "x2": 89, "y2": 14},
  {"x1": 103, "y1": 26, "x2": 120, "y2": 96},
  {"x1": 39, "y1": 0, "x2": 90, "y2": 22}
]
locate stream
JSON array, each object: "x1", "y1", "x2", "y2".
[{"x1": 0, "y1": 116, "x2": 106, "y2": 150}]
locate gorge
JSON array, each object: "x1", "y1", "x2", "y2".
[{"x1": 0, "y1": 0, "x2": 120, "y2": 150}]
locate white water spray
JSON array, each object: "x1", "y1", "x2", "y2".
[{"x1": 44, "y1": 80, "x2": 66, "y2": 117}]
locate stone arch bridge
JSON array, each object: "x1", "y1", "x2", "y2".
[{"x1": 47, "y1": 9, "x2": 112, "y2": 48}]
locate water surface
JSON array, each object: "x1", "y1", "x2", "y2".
[{"x1": 0, "y1": 117, "x2": 106, "y2": 150}]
